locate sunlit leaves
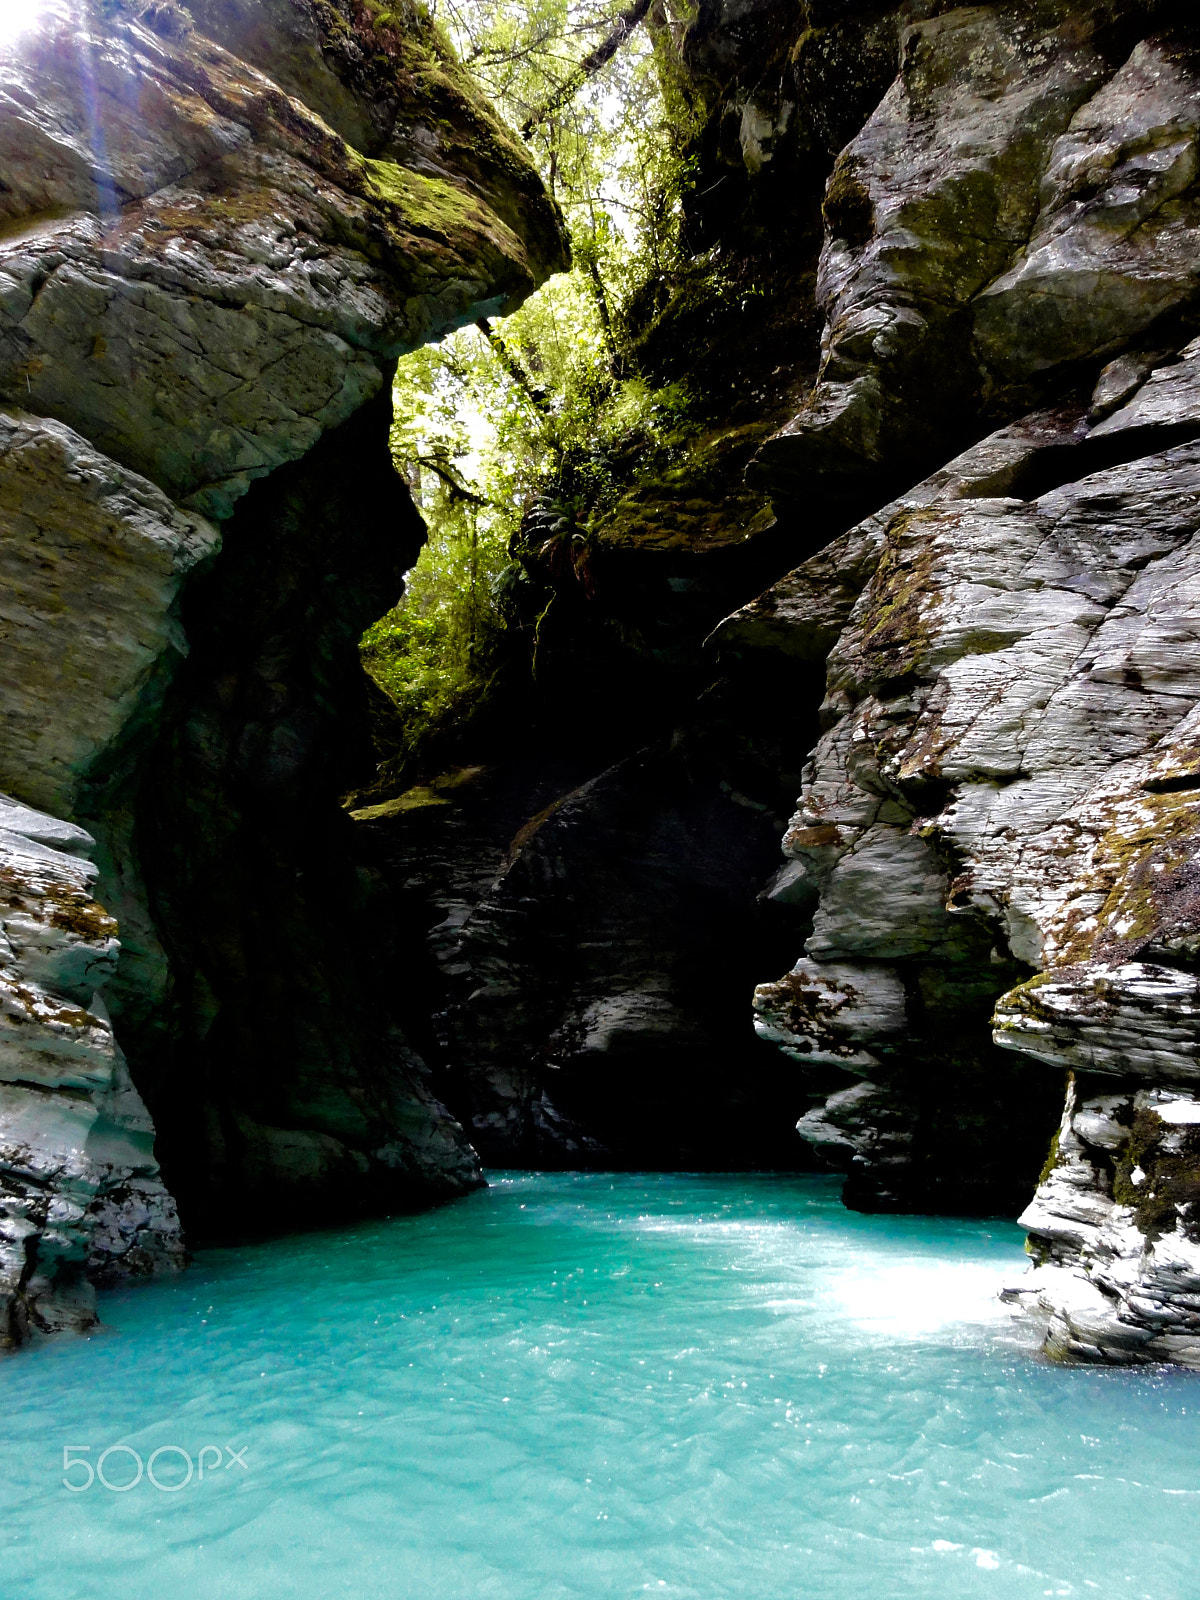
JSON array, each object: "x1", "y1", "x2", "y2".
[{"x1": 362, "y1": 0, "x2": 698, "y2": 768}]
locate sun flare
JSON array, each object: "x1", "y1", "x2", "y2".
[{"x1": 0, "y1": 0, "x2": 48, "y2": 46}]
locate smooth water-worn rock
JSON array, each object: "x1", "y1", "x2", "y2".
[
  {"x1": 0, "y1": 411, "x2": 220, "y2": 819},
  {"x1": 116, "y1": 395, "x2": 487, "y2": 1236},
  {"x1": 0, "y1": 794, "x2": 182, "y2": 1344},
  {"x1": 0, "y1": 0, "x2": 565, "y2": 1329}
]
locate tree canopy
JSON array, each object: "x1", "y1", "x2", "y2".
[{"x1": 359, "y1": 0, "x2": 699, "y2": 771}]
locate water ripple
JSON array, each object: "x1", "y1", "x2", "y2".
[{"x1": 0, "y1": 1172, "x2": 1196, "y2": 1599}]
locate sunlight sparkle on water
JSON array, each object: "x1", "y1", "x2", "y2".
[
  {"x1": 0, "y1": 1172, "x2": 1197, "y2": 1600},
  {"x1": 829, "y1": 1256, "x2": 1018, "y2": 1335}
]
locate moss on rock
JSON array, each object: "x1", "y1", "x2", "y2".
[
  {"x1": 823, "y1": 159, "x2": 874, "y2": 248},
  {"x1": 1112, "y1": 1109, "x2": 1200, "y2": 1243}
]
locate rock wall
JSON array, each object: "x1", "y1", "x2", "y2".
[
  {"x1": 0, "y1": 0, "x2": 566, "y2": 1337},
  {"x1": 354, "y1": 0, "x2": 1200, "y2": 1368},
  {"x1": 724, "y1": 1, "x2": 1200, "y2": 1357},
  {"x1": 400, "y1": 751, "x2": 804, "y2": 1170},
  {"x1": 0, "y1": 795, "x2": 183, "y2": 1343}
]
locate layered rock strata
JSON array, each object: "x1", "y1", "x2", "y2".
[
  {"x1": 0, "y1": 0, "x2": 566, "y2": 1331},
  {"x1": 740, "y1": 1, "x2": 1200, "y2": 1355},
  {"x1": 0, "y1": 794, "x2": 182, "y2": 1346}
]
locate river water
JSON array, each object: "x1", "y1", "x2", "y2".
[{"x1": 1, "y1": 1172, "x2": 1197, "y2": 1599}]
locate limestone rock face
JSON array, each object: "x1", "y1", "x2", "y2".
[
  {"x1": 0, "y1": 796, "x2": 183, "y2": 1345},
  {"x1": 1002, "y1": 1077, "x2": 1200, "y2": 1366},
  {"x1": 976, "y1": 35, "x2": 1200, "y2": 382},
  {"x1": 740, "y1": 0, "x2": 1200, "y2": 1354},
  {"x1": 0, "y1": 0, "x2": 565, "y2": 1331},
  {"x1": 752, "y1": 5, "x2": 1200, "y2": 510},
  {"x1": 0, "y1": 0, "x2": 563, "y2": 520},
  {"x1": 753, "y1": 344, "x2": 1200, "y2": 1209},
  {"x1": 333, "y1": 0, "x2": 1200, "y2": 1292},
  {"x1": 0, "y1": 409, "x2": 220, "y2": 817}
]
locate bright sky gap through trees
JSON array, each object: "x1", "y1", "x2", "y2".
[{"x1": 361, "y1": 0, "x2": 698, "y2": 764}]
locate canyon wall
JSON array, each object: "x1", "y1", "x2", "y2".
[
  {"x1": 4, "y1": 0, "x2": 1200, "y2": 1371},
  {"x1": 359, "y1": 0, "x2": 1200, "y2": 1364},
  {"x1": 720, "y1": 0, "x2": 1200, "y2": 1359},
  {"x1": 0, "y1": 0, "x2": 566, "y2": 1338}
]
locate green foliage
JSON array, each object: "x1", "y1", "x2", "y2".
[
  {"x1": 359, "y1": 340, "x2": 513, "y2": 755},
  {"x1": 359, "y1": 0, "x2": 701, "y2": 765},
  {"x1": 440, "y1": 0, "x2": 699, "y2": 286}
]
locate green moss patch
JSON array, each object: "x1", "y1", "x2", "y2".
[
  {"x1": 1036, "y1": 1126, "x2": 1061, "y2": 1188},
  {"x1": 1058, "y1": 790, "x2": 1200, "y2": 967},
  {"x1": 363, "y1": 157, "x2": 518, "y2": 255},
  {"x1": 823, "y1": 160, "x2": 875, "y2": 248},
  {"x1": 1112, "y1": 1108, "x2": 1200, "y2": 1243},
  {"x1": 855, "y1": 507, "x2": 943, "y2": 686}
]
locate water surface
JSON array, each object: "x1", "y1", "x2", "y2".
[{"x1": 1, "y1": 1172, "x2": 1197, "y2": 1599}]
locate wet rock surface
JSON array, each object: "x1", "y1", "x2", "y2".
[
  {"x1": 0, "y1": 795, "x2": 183, "y2": 1344},
  {"x1": 0, "y1": 0, "x2": 564, "y2": 1331}
]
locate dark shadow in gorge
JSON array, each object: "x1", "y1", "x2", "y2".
[
  {"x1": 104, "y1": 387, "x2": 483, "y2": 1243},
  {"x1": 355, "y1": 741, "x2": 823, "y2": 1173},
  {"x1": 350, "y1": 559, "x2": 838, "y2": 1177}
]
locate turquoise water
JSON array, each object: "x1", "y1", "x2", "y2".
[{"x1": 1, "y1": 1172, "x2": 1198, "y2": 1600}]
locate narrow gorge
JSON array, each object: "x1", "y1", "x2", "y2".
[{"x1": 4, "y1": 0, "x2": 1200, "y2": 1398}]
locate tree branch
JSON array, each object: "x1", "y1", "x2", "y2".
[
  {"x1": 520, "y1": 0, "x2": 654, "y2": 139},
  {"x1": 413, "y1": 453, "x2": 492, "y2": 507},
  {"x1": 475, "y1": 318, "x2": 552, "y2": 413}
]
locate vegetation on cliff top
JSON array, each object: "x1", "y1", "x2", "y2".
[{"x1": 359, "y1": 0, "x2": 701, "y2": 770}]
